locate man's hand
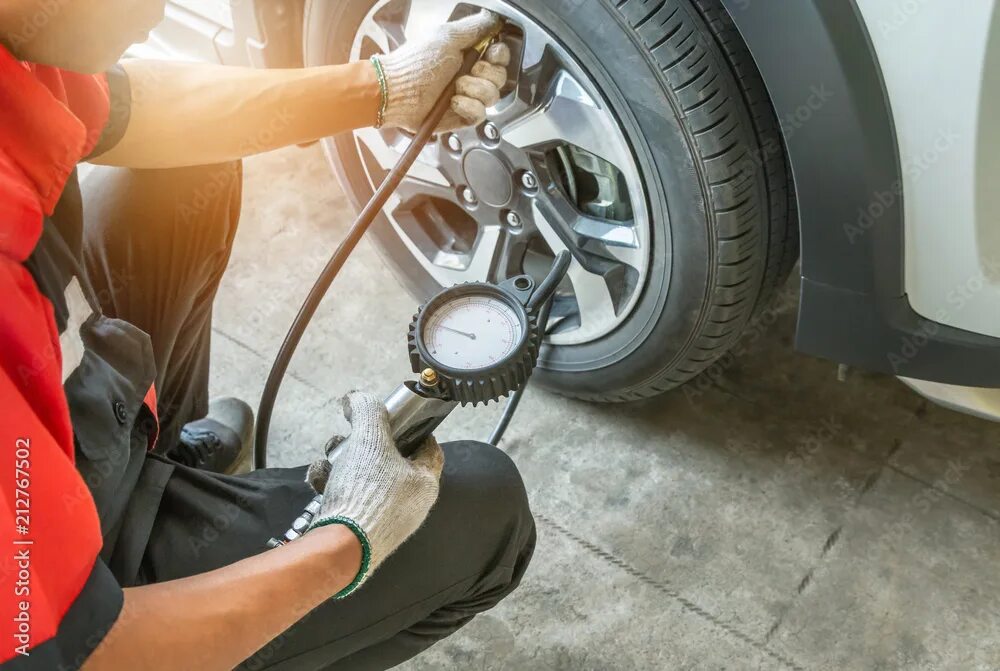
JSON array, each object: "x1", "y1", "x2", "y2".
[
  {"x1": 306, "y1": 392, "x2": 444, "y2": 596},
  {"x1": 374, "y1": 10, "x2": 511, "y2": 132}
]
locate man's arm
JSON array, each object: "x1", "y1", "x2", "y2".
[
  {"x1": 83, "y1": 525, "x2": 361, "y2": 671},
  {"x1": 90, "y1": 60, "x2": 381, "y2": 169},
  {"x1": 91, "y1": 11, "x2": 509, "y2": 170}
]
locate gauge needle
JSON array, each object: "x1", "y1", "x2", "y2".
[{"x1": 440, "y1": 325, "x2": 477, "y2": 340}]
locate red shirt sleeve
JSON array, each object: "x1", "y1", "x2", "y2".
[
  {"x1": 0, "y1": 45, "x2": 110, "y2": 218},
  {"x1": 31, "y1": 67, "x2": 110, "y2": 159}
]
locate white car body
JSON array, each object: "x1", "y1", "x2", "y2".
[{"x1": 856, "y1": 0, "x2": 1000, "y2": 418}]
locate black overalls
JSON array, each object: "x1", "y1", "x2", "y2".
[{"x1": 25, "y1": 173, "x2": 171, "y2": 585}]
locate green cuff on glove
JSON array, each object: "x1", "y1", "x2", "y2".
[
  {"x1": 310, "y1": 516, "x2": 372, "y2": 599},
  {"x1": 370, "y1": 56, "x2": 389, "y2": 129}
]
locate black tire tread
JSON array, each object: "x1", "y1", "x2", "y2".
[{"x1": 566, "y1": 0, "x2": 798, "y2": 403}]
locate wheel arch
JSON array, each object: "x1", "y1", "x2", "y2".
[
  {"x1": 721, "y1": 0, "x2": 1000, "y2": 386},
  {"x1": 720, "y1": 0, "x2": 902, "y2": 294}
]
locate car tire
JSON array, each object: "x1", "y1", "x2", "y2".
[{"x1": 303, "y1": 0, "x2": 797, "y2": 402}]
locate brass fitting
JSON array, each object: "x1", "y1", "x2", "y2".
[
  {"x1": 474, "y1": 18, "x2": 505, "y2": 55},
  {"x1": 420, "y1": 368, "x2": 439, "y2": 387}
]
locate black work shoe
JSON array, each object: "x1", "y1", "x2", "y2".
[{"x1": 169, "y1": 398, "x2": 254, "y2": 475}]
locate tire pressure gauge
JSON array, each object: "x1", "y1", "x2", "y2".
[
  {"x1": 409, "y1": 278, "x2": 542, "y2": 406},
  {"x1": 269, "y1": 255, "x2": 570, "y2": 548}
]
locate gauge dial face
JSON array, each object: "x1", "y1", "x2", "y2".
[{"x1": 422, "y1": 294, "x2": 525, "y2": 371}]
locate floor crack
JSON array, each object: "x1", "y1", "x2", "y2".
[
  {"x1": 536, "y1": 512, "x2": 807, "y2": 671},
  {"x1": 763, "y1": 438, "x2": 903, "y2": 643},
  {"x1": 213, "y1": 327, "x2": 332, "y2": 399},
  {"x1": 888, "y1": 465, "x2": 1000, "y2": 524}
]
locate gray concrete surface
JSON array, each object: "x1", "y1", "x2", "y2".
[{"x1": 211, "y1": 146, "x2": 1000, "y2": 671}]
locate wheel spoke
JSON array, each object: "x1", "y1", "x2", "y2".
[
  {"x1": 503, "y1": 71, "x2": 633, "y2": 172},
  {"x1": 403, "y1": 0, "x2": 458, "y2": 38},
  {"x1": 354, "y1": 127, "x2": 450, "y2": 187},
  {"x1": 601, "y1": 243, "x2": 647, "y2": 276},
  {"x1": 532, "y1": 182, "x2": 644, "y2": 274},
  {"x1": 517, "y1": 19, "x2": 550, "y2": 72},
  {"x1": 392, "y1": 174, "x2": 459, "y2": 207},
  {"x1": 357, "y1": 14, "x2": 392, "y2": 55},
  {"x1": 376, "y1": 1, "x2": 410, "y2": 51},
  {"x1": 530, "y1": 202, "x2": 618, "y2": 340},
  {"x1": 573, "y1": 218, "x2": 639, "y2": 248},
  {"x1": 490, "y1": 231, "x2": 529, "y2": 283},
  {"x1": 434, "y1": 225, "x2": 502, "y2": 286},
  {"x1": 565, "y1": 262, "x2": 619, "y2": 339},
  {"x1": 536, "y1": 181, "x2": 640, "y2": 249}
]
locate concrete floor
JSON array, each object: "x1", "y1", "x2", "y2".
[{"x1": 211, "y1": 145, "x2": 1000, "y2": 671}]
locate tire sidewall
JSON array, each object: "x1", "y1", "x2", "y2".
[{"x1": 304, "y1": 0, "x2": 716, "y2": 396}]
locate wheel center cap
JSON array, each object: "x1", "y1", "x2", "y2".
[{"x1": 463, "y1": 149, "x2": 512, "y2": 208}]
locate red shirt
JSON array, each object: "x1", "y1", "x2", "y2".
[{"x1": 0, "y1": 45, "x2": 112, "y2": 664}]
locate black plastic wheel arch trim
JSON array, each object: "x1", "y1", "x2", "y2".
[{"x1": 719, "y1": 0, "x2": 1000, "y2": 386}]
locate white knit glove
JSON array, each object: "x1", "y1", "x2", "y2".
[
  {"x1": 372, "y1": 10, "x2": 510, "y2": 132},
  {"x1": 306, "y1": 392, "x2": 444, "y2": 597}
]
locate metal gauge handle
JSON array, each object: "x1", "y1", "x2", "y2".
[{"x1": 384, "y1": 381, "x2": 458, "y2": 457}]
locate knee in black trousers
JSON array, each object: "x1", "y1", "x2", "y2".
[
  {"x1": 231, "y1": 441, "x2": 536, "y2": 670},
  {"x1": 81, "y1": 161, "x2": 243, "y2": 451}
]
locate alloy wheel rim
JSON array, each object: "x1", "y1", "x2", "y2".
[{"x1": 346, "y1": 0, "x2": 651, "y2": 346}]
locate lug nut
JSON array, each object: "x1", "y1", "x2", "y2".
[
  {"x1": 506, "y1": 211, "x2": 522, "y2": 228},
  {"x1": 483, "y1": 122, "x2": 500, "y2": 141},
  {"x1": 461, "y1": 187, "x2": 478, "y2": 205},
  {"x1": 521, "y1": 172, "x2": 538, "y2": 190},
  {"x1": 446, "y1": 134, "x2": 463, "y2": 153}
]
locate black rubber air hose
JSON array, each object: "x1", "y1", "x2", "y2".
[{"x1": 254, "y1": 47, "x2": 488, "y2": 468}]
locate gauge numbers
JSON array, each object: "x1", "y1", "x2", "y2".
[{"x1": 423, "y1": 294, "x2": 525, "y2": 371}]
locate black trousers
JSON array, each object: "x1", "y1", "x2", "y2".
[{"x1": 80, "y1": 162, "x2": 536, "y2": 670}]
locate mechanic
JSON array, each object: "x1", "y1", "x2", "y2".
[{"x1": 0, "y1": 2, "x2": 534, "y2": 670}]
